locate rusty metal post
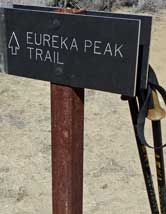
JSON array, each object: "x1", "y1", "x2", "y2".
[{"x1": 51, "y1": 83, "x2": 84, "y2": 214}]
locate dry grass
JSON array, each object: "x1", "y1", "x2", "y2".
[{"x1": 52, "y1": 0, "x2": 166, "y2": 11}]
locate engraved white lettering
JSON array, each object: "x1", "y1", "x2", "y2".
[
  {"x1": 70, "y1": 38, "x2": 78, "y2": 51},
  {"x1": 44, "y1": 50, "x2": 52, "y2": 62},
  {"x1": 26, "y1": 32, "x2": 125, "y2": 66},
  {"x1": 43, "y1": 34, "x2": 51, "y2": 47},
  {"x1": 27, "y1": 47, "x2": 34, "y2": 59},
  {"x1": 94, "y1": 41, "x2": 102, "y2": 55},
  {"x1": 36, "y1": 48, "x2": 43, "y2": 61},
  {"x1": 84, "y1": 40, "x2": 92, "y2": 53},
  {"x1": 35, "y1": 33, "x2": 42, "y2": 46},
  {"x1": 114, "y1": 44, "x2": 123, "y2": 58},
  {"x1": 104, "y1": 42, "x2": 113, "y2": 56},
  {"x1": 61, "y1": 37, "x2": 68, "y2": 50},
  {"x1": 27, "y1": 32, "x2": 33, "y2": 45},
  {"x1": 56, "y1": 52, "x2": 64, "y2": 65},
  {"x1": 52, "y1": 35, "x2": 59, "y2": 49}
]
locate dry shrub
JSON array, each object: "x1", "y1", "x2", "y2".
[
  {"x1": 113, "y1": 0, "x2": 138, "y2": 7},
  {"x1": 137, "y1": 0, "x2": 165, "y2": 11},
  {"x1": 52, "y1": 0, "x2": 138, "y2": 10},
  {"x1": 1, "y1": 0, "x2": 166, "y2": 11}
]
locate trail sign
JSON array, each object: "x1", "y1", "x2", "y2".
[
  {"x1": 0, "y1": 6, "x2": 152, "y2": 97},
  {"x1": 13, "y1": 4, "x2": 152, "y2": 90}
]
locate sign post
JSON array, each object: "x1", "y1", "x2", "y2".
[
  {"x1": 51, "y1": 84, "x2": 84, "y2": 214},
  {"x1": 50, "y1": 8, "x2": 85, "y2": 214}
]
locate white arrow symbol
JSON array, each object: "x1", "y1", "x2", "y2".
[{"x1": 8, "y1": 32, "x2": 20, "y2": 55}]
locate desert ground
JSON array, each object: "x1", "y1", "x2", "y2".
[{"x1": 0, "y1": 8, "x2": 166, "y2": 214}]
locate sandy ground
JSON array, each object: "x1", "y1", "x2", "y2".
[{"x1": 0, "y1": 9, "x2": 166, "y2": 214}]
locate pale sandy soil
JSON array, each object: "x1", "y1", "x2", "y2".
[{"x1": 0, "y1": 9, "x2": 166, "y2": 214}]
